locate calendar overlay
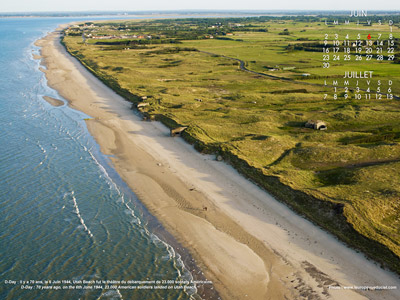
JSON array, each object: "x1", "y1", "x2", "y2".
[{"x1": 322, "y1": 14, "x2": 399, "y2": 101}]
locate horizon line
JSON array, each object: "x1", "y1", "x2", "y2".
[{"x1": 2, "y1": 9, "x2": 400, "y2": 15}]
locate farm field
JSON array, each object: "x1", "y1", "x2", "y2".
[{"x1": 62, "y1": 15, "x2": 400, "y2": 273}]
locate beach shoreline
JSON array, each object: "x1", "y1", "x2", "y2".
[
  {"x1": 42, "y1": 96, "x2": 64, "y2": 107},
  {"x1": 36, "y1": 27, "x2": 400, "y2": 300}
]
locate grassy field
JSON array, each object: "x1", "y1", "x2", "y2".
[{"x1": 62, "y1": 16, "x2": 400, "y2": 273}]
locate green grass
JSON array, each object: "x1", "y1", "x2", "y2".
[{"x1": 63, "y1": 16, "x2": 400, "y2": 273}]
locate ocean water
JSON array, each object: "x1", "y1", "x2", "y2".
[{"x1": 0, "y1": 17, "x2": 195, "y2": 300}]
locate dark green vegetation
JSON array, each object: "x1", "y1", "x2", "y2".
[{"x1": 62, "y1": 16, "x2": 400, "y2": 273}]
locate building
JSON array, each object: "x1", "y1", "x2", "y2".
[
  {"x1": 170, "y1": 127, "x2": 188, "y2": 137},
  {"x1": 305, "y1": 120, "x2": 327, "y2": 130}
]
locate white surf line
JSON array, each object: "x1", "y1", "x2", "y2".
[
  {"x1": 33, "y1": 141, "x2": 48, "y2": 168},
  {"x1": 116, "y1": 289, "x2": 123, "y2": 300},
  {"x1": 85, "y1": 142, "x2": 144, "y2": 228},
  {"x1": 97, "y1": 289, "x2": 124, "y2": 300},
  {"x1": 86, "y1": 145, "x2": 121, "y2": 194},
  {"x1": 124, "y1": 200, "x2": 142, "y2": 226},
  {"x1": 70, "y1": 191, "x2": 94, "y2": 238},
  {"x1": 149, "y1": 229, "x2": 197, "y2": 297}
]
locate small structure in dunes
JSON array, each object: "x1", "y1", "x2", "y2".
[
  {"x1": 142, "y1": 114, "x2": 156, "y2": 121},
  {"x1": 137, "y1": 102, "x2": 149, "y2": 109},
  {"x1": 305, "y1": 120, "x2": 327, "y2": 130},
  {"x1": 170, "y1": 126, "x2": 188, "y2": 137}
]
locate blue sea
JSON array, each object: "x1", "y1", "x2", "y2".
[{"x1": 0, "y1": 17, "x2": 200, "y2": 300}]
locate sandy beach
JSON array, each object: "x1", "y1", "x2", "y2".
[
  {"x1": 42, "y1": 96, "x2": 64, "y2": 106},
  {"x1": 35, "y1": 27, "x2": 400, "y2": 300}
]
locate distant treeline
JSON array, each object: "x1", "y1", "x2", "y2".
[
  {"x1": 67, "y1": 14, "x2": 400, "y2": 44},
  {"x1": 143, "y1": 47, "x2": 198, "y2": 55},
  {"x1": 94, "y1": 39, "x2": 182, "y2": 46},
  {"x1": 286, "y1": 42, "x2": 323, "y2": 52}
]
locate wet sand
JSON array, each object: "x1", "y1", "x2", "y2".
[{"x1": 42, "y1": 96, "x2": 64, "y2": 106}]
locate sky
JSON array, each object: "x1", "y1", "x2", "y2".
[{"x1": 1, "y1": 0, "x2": 400, "y2": 13}]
